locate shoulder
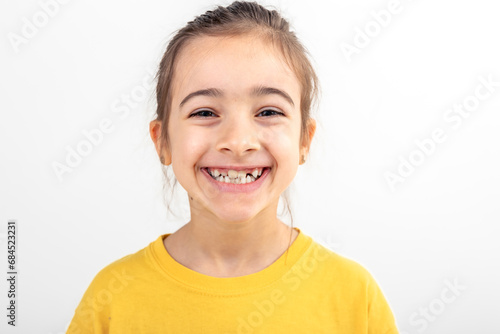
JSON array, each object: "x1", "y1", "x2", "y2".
[
  {"x1": 300, "y1": 237, "x2": 392, "y2": 305},
  {"x1": 304, "y1": 238, "x2": 376, "y2": 283},
  {"x1": 86, "y1": 253, "x2": 138, "y2": 292},
  {"x1": 301, "y1": 237, "x2": 399, "y2": 333},
  {"x1": 79, "y1": 237, "x2": 160, "y2": 297},
  {"x1": 68, "y1": 238, "x2": 159, "y2": 333}
]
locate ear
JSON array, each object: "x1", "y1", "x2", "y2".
[
  {"x1": 149, "y1": 120, "x2": 172, "y2": 165},
  {"x1": 299, "y1": 118, "x2": 316, "y2": 165}
]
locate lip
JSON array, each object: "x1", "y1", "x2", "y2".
[
  {"x1": 201, "y1": 167, "x2": 271, "y2": 193},
  {"x1": 202, "y1": 166, "x2": 269, "y2": 172}
]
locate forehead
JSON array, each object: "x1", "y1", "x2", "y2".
[{"x1": 171, "y1": 34, "x2": 301, "y2": 103}]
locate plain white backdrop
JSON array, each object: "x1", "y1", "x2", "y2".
[{"x1": 1, "y1": 0, "x2": 499, "y2": 333}]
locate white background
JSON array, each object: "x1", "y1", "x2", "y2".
[{"x1": 1, "y1": 0, "x2": 499, "y2": 333}]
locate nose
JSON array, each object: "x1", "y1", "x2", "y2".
[{"x1": 215, "y1": 113, "x2": 260, "y2": 156}]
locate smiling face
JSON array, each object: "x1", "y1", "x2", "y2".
[{"x1": 150, "y1": 33, "x2": 315, "y2": 225}]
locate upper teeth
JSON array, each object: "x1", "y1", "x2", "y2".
[{"x1": 208, "y1": 168, "x2": 264, "y2": 179}]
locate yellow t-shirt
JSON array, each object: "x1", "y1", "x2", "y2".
[{"x1": 67, "y1": 228, "x2": 399, "y2": 333}]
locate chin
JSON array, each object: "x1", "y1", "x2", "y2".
[{"x1": 212, "y1": 208, "x2": 260, "y2": 225}]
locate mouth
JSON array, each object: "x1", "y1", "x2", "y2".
[{"x1": 202, "y1": 167, "x2": 270, "y2": 185}]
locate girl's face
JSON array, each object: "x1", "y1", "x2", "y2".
[{"x1": 151, "y1": 33, "x2": 315, "y2": 224}]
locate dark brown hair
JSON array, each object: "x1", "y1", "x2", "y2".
[{"x1": 153, "y1": 1, "x2": 319, "y2": 230}]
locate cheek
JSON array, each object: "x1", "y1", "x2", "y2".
[
  {"x1": 170, "y1": 126, "x2": 209, "y2": 165},
  {"x1": 170, "y1": 128, "x2": 210, "y2": 190},
  {"x1": 261, "y1": 126, "x2": 300, "y2": 163}
]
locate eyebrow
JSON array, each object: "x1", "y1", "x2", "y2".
[
  {"x1": 179, "y1": 88, "x2": 223, "y2": 107},
  {"x1": 179, "y1": 85, "x2": 295, "y2": 108},
  {"x1": 252, "y1": 85, "x2": 295, "y2": 107}
]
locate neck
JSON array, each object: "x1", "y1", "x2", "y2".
[{"x1": 164, "y1": 206, "x2": 297, "y2": 277}]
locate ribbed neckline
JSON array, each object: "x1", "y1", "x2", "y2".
[{"x1": 147, "y1": 227, "x2": 312, "y2": 295}]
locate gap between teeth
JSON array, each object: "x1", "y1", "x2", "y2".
[
  {"x1": 208, "y1": 168, "x2": 264, "y2": 184},
  {"x1": 214, "y1": 174, "x2": 256, "y2": 184}
]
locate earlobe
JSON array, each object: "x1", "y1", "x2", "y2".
[{"x1": 149, "y1": 120, "x2": 172, "y2": 165}]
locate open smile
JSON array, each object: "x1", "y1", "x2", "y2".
[{"x1": 201, "y1": 167, "x2": 271, "y2": 193}]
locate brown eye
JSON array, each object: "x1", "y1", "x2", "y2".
[
  {"x1": 258, "y1": 109, "x2": 285, "y2": 117},
  {"x1": 189, "y1": 110, "x2": 217, "y2": 118}
]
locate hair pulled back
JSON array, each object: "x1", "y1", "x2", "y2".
[{"x1": 153, "y1": 1, "x2": 319, "y2": 226}]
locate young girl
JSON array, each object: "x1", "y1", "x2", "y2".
[{"x1": 68, "y1": 1, "x2": 399, "y2": 333}]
